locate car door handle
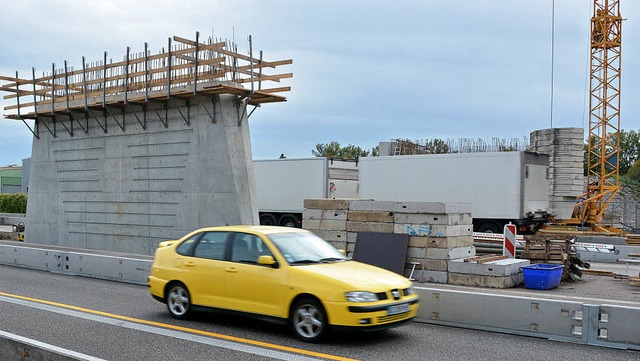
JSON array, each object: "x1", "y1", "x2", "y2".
[
  {"x1": 225, "y1": 267, "x2": 238, "y2": 273},
  {"x1": 184, "y1": 262, "x2": 195, "y2": 267}
]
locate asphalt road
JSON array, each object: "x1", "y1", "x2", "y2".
[{"x1": 1, "y1": 265, "x2": 638, "y2": 361}]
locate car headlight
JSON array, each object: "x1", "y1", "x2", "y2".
[
  {"x1": 345, "y1": 291, "x2": 378, "y2": 302},
  {"x1": 405, "y1": 286, "x2": 416, "y2": 296}
]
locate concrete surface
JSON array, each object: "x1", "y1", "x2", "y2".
[
  {"x1": 25, "y1": 91, "x2": 258, "y2": 256},
  {"x1": 0, "y1": 330, "x2": 104, "y2": 361}
]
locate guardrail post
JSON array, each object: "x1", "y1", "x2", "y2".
[{"x1": 582, "y1": 304, "x2": 600, "y2": 346}]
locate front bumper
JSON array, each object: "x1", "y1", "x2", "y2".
[{"x1": 324, "y1": 296, "x2": 420, "y2": 328}]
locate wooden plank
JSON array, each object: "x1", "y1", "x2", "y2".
[
  {"x1": 255, "y1": 86, "x2": 291, "y2": 94},
  {"x1": 463, "y1": 254, "x2": 499, "y2": 263},
  {"x1": 582, "y1": 269, "x2": 616, "y2": 277},
  {"x1": 477, "y1": 255, "x2": 510, "y2": 264}
]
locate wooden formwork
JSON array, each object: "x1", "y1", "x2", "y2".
[{"x1": 0, "y1": 32, "x2": 292, "y2": 137}]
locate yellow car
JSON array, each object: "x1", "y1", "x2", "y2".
[{"x1": 148, "y1": 225, "x2": 419, "y2": 342}]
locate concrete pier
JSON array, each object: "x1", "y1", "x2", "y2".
[{"x1": 26, "y1": 93, "x2": 257, "y2": 255}]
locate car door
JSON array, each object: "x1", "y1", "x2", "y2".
[
  {"x1": 179, "y1": 231, "x2": 230, "y2": 308},
  {"x1": 224, "y1": 232, "x2": 288, "y2": 317}
]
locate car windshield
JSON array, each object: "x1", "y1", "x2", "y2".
[{"x1": 268, "y1": 231, "x2": 348, "y2": 265}]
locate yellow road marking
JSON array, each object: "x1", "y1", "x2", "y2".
[{"x1": 0, "y1": 291, "x2": 358, "y2": 361}]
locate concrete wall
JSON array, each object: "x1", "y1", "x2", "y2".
[
  {"x1": 529, "y1": 128, "x2": 584, "y2": 219},
  {"x1": 25, "y1": 94, "x2": 258, "y2": 255},
  {"x1": 22, "y1": 157, "x2": 31, "y2": 193}
]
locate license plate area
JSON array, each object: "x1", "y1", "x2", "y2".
[{"x1": 387, "y1": 303, "x2": 409, "y2": 315}]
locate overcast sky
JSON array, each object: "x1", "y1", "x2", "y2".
[{"x1": 0, "y1": 0, "x2": 638, "y2": 166}]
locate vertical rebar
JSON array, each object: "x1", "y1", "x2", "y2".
[
  {"x1": 194, "y1": 31, "x2": 199, "y2": 95},
  {"x1": 103, "y1": 52, "x2": 107, "y2": 106},
  {"x1": 51, "y1": 63, "x2": 56, "y2": 113},
  {"x1": 144, "y1": 42, "x2": 149, "y2": 102},
  {"x1": 82, "y1": 57, "x2": 88, "y2": 110}
]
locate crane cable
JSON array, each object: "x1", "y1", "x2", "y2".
[{"x1": 550, "y1": 0, "x2": 555, "y2": 128}]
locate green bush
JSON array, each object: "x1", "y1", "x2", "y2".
[{"x1": 0, "y1": 193, "x2": 27, "y2": 213}]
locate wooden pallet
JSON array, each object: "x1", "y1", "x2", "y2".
[{"x1": 522, "y1": 239, "x2": 571, "y2": 277}]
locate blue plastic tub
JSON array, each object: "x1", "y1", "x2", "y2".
[{"x1": 521, "y1": 264, "x2": 564, "y2": 290}]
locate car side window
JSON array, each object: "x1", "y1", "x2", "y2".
[
  {"x1": 231, "y1": 233, "x2": 273, "y2": 264},
  {"x1": 176, "y1": 234, "x2": 200, "y2": 256},
  {"x1": 193, "y1": 232, "x2": 229, "y2": 260}
]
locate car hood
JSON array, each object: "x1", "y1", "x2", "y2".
[{"x1": 294, "y1": 260, "x2": 410, "y2": 290}]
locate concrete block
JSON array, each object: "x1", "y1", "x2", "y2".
[
  {"x1": 327, "y1": 241, "x2": 348, "y2": 251},
  {"x1": 426, "y1": 246, "x2": 475, "y2": 260},
  {"x1": 346, "y1": 221, "x2": 394, "y2": 233},
  {"x1": 349, "y1": 200, "x2": 472, "y2": 214},
  {"x1": 393, "y1": 202, "x2": 472, "y2": 214},
  {"x1": 406, "y1": 246, "x2": 427, "y2": 259},
  {"x1": 347, "y1": 232, "x2": 358, "y2": 243},
  {"x1": 313, "y1": 230, "x2": 348, "y2": 244},
  {"x1": 448, "y1": 258, "x2": 530, "y2": 276},
  {"x1": 448, "y1": 272, "x2": 524, "y2": 288},
  {"x1": 416, "y1": 270, "x2": 448, "y2": 284},
  {"x1": 304, "y1": 198, "x2": 351, "y2": 210},
  {"x1": 303, "y1": 209, "x2": 348, "y2": 221},
  {"x1": 302, "y1": 219, "x2": 347, "y2": 231},
  {"x1": 347, "y1": 210, "x2": 394, "y2": 223},
  {"x1": 423, "y1": 259, "x2": 448, "y2": 272},
  {"x1": 394, "y1": 213, "x2": 473, "y2": 226},
  {"x1": 408, "y1": 235, "x2": 473, "y2": 249},
  {"x1": 408, "y1": 236, "x2": 431, "y2": 248},
  {"x1": 404, "y1": 258, "x2": 428, "y2": 268},
  {"x1": 394, "y1": 224, "x2": 473, "y2": 237}
]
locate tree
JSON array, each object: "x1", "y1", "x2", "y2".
[
  {"x1": 312, "y1": 142, "x2": 372, "y2": 159},
  {"x1": 420, "y1": 139, "x2": 449, "y2": 154},
  {"x1": 583, "y1": 129, "x2": 640, "y2": 176},
  {"x1": 623, "y1": 158, "x2": 640, "y2": 199},
  {"x1": 620, "y1": 129, "x2": 640, "y2": 175},
  {"x1": 312, "y1": 141, "x2": 342, "y2": 157},
  {"x1": 628, "y1": 158, "x2": 640, "y2": 180}
]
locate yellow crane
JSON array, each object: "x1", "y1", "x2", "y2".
[{"x1": 565, "y1": 0, "x2": 623, "y2": 232}]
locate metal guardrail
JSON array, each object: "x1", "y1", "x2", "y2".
[
  {"x1": 0, "y1": 243, "x2": 150, "y2": 285},
  {"x1": 414, "y1": 287, "x2": 640, "y2": 351},
  {"x1": 1, "y1": 242, "x2": 638, "y2": 351}
]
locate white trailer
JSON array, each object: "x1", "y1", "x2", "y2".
[
  {"x1": 254, "y1": 158, "x2": 358, "y2": 227},
  {"x1": 358, "y1": 151, "x2": 551, "y2": 234}
]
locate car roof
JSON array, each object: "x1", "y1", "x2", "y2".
[{"x1": 191, "y1": 225, "x2": 308, "y2": 235}]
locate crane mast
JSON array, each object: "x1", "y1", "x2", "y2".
[{"x1": 569, "y1": 0, "x2": 622, "y2": 231}]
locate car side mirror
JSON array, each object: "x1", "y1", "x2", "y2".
[
  {"x1": 257, "y1": 255, "x2": 277, "y2": 267},
  {"x1": 337, "y1": 249, "x2": 346, "y2": 256}
]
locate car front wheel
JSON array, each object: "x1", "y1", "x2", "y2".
[
  {"x1": 290, "y1": 298, "x2": 328, "y2": 342},
  {"x1": 166, "y1": 283, "x2": 191, "y2": 319}
]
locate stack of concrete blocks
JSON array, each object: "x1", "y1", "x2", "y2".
[
  {"x1": 302, "y1": 199, "x2": 476, "y2": 284},
  {"x1": 301, "y1": 199, "x2": 352, "y2": 252},
  {"x1": 529, "y1": 128, "x2": 585, "y2": 219}
]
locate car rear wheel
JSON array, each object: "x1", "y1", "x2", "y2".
[
  {"x1": 166, "y1": 283, "x2": 191, "y2": 319},
  {"x1": 290, "y1": 298, "x2": 328, "y2": 343}
]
